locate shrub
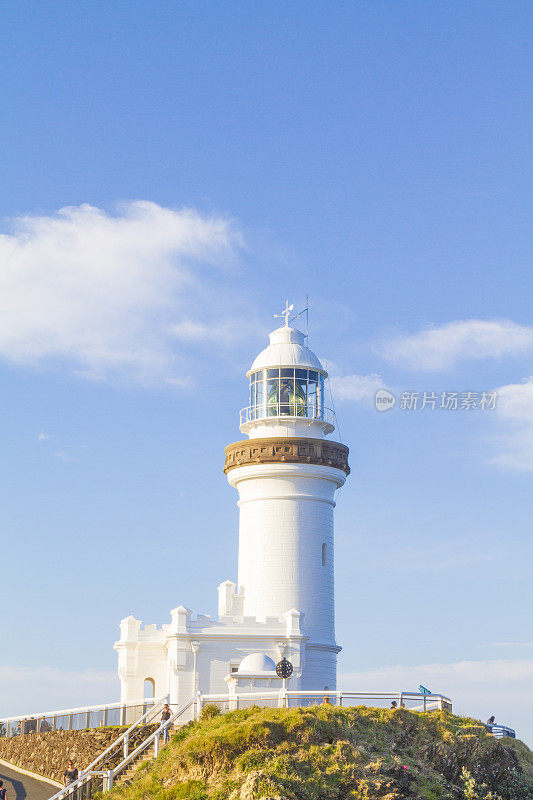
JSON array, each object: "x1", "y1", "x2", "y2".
[{"x1": 199, "y1": 704, "x2": 221, "y2": 721}]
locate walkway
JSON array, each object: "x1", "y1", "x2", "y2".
[{"x1": 0, "y1": 763, "x2": 57, "y2": 800}]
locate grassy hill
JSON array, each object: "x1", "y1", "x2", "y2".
[{"x1": 108, "y1": 704, "x2": 533, "y2": 800}]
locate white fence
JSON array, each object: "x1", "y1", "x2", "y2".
[
  {"x1": 198, "y1": 689, "x2": 453, "y2": 714},
  {"x1": 0, "y1": 697, "x2": 157, "y2": 738}
]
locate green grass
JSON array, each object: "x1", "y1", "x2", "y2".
[{"x1": 105, "y1": 705, "x2": 533, "y2": 800}]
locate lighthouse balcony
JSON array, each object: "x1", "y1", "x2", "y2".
[
  {"x1": 240, "y1": 402, "x2": 334, "y2": 426},
  {"x1": 240, "y1": 403, "x2": 335, "y2": 435}
]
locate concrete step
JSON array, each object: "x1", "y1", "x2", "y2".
[{"x1": 115, "y1": 742, "x2": 158, "y2": 786}]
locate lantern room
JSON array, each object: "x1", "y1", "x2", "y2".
[
  {"x1": 248, "y1": 367, "x2": 325, "y2": 420},
  {"x1": 239, "y1": 320, "x2": 335, "y2": 437}
]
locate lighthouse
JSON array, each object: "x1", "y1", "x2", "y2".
[
  {"x1": 115, "y1": 305, "x2": 350, "y2": 705},
  {"x1": 225, "y1": 304, "x2": 350, "y2": 688}
]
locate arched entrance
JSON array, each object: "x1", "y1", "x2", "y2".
[{"x1": 143, "y1": 677, "x2": 155, "y2": 699}]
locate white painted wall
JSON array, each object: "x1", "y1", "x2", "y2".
[{"x1": 228, "y1": 462, "x2": 346, "y2": 644}]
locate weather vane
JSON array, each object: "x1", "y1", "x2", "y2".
[{"x1": 274, "y1": 300, "x2": 294, "y2": 327}]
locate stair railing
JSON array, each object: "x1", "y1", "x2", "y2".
[
  {"x1": 47, "y1": 694, "x2": 171, "y2": 800},
  {"x1": 85, "y1": 693, "x2": 170, "y2": 769},
  {"x1": 106, "y1": 696, "x2": 196, "y2": 790}
]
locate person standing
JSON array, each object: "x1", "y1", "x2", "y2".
[
  {"x1": 161, "y1": 704, "x2": 172, "y2": 743},
  {"x1": 63, "y1": 760, "x2": 78, "y2": 786},
  {"x1": 0, "y1": 778, "x2": 7, "y2": 800}
]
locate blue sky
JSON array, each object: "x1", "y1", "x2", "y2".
[{"x1": 1, "y1": 1, "x2": 532, "y2": 743}]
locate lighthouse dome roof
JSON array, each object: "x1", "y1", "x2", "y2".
[
  {"x1": 237, "y1": 653, "x2": 277, "y2": 674},
  {"x1": 248, "y1": 325, "x2": 326, "y2": 376}
]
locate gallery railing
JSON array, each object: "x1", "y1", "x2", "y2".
[{"x1": 240, "y1": 403, "x2": 335, "y2": 427}]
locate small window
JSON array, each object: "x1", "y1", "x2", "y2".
[
  {"x1": 321, "y1": 542, "x2": 327, "y2": 566},
  {"x1": 230, "y1": 664, "x2": 239, "y2": 674},
  {"x1": 143, "y1": 678, "x2": 155, "y2": 699}
]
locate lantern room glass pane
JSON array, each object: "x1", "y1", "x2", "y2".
[
  {"x1": 295, "y1": 374, "x2": 307, "y2": 407},
  {"x1": 278, "y1": 377, "x2": 306, "y2": 416},
  {"x1": 308, "y1": 376, "x2": 317, "y2": 416},
  {"x1": 317, "y1": 374, "x2": 325, "y2": 419},
  {"x1": 279, "y1": 378, "x2": 292, "y2": 415},
  {"x1": 267, "y1": 379, "x2": 279, "y2": 415},
  {"x1": 247, "y1": 368, "x2": 326, "y2": 422}
]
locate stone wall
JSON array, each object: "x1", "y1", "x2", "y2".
[{"x1": 0, "y1": 727, "x2": 127, "y2": 783}]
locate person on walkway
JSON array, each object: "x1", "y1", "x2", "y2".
[
  {"x1": 161, "y1": 704, "x2": 172, "y2": 743},
  {"x1": 487, "y1": 716, "x2": 495, "y2": 725},
  {"x1": 63, "y1": 760, "x2": 78, "y2": 786},
  {"x1": 391, "y1": 701, "x2": 398, "y2": 709},
  {"x1": 0, "y1": 778, "x2": 7, "y2": 800}
]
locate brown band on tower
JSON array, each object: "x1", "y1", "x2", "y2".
[{"x1": 224, "y1": 437, "x2": 350, "y2": 475}]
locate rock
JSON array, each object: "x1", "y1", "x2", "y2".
[
  {"x1": 425, "y1": 735, "x2": 520, "y2": 788},
  {"x1": 238, "y1": 770, "x2": 285, "y2": 799}
]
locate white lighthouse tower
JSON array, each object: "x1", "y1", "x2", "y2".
[
  {"x1": 224, "y1": 303, "x2": 350, "y2": 689},
  {"x1": 115, "y1": 305, "x2": 349, "y2": 704}
]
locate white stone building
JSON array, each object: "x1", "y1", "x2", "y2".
[{"x1": 115, "y1": 308, "x2": 350, "y2": 708}]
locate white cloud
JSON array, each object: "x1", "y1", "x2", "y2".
[
  {"x1": 0, "y1": 666, "x2": 119, "y2": 717},
  {"x1": 341, "y1": 658, "x2": 533, "y2": 687},
  {"x1": 381, "y1": 320, "x2": 533, "y2": 371},
  {"x1": 0, "y1": 201, "x2": 242, "y2": 384},
  {"x1": 340, "y1": 658, "x2": 533, "y2": 746},
  {"x1": 489, "y1": 377, "x2": 533, "y2": 471},
  {"x1": 168, "y1": 317, "x2": 253, "y2": 347},
  {"x1": 330, "y1": 373, "x2": 384, "y2": 402},
  {"x1": 54, "y1": 444, "x2": 88, "y2": 463},
  {"x1": 37, "y1": 431, "x2": 50, "y2": 442}
]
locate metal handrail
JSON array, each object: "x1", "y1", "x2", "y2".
[
  {"x1": 80, "y1": 695, "x2": 169, "y2": 776},
  {"x1": 199, "y1": 689, "x2": 452, "y2": 710},
  {"x1": 47, "y1": 695, "x2": 179, "y2": 800},
  {"x1": 201, "y1": 690, "x2": 449, "y2": 699},
  {"x1": 108, "y1": 697, "x2": 196, "y2": 789},
  {"x1": 487, "y1": 723, "x2": 516, "y2": 739},
  {"x1": 0, "y1": 697, "x2": 153, "y2": 726}
]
